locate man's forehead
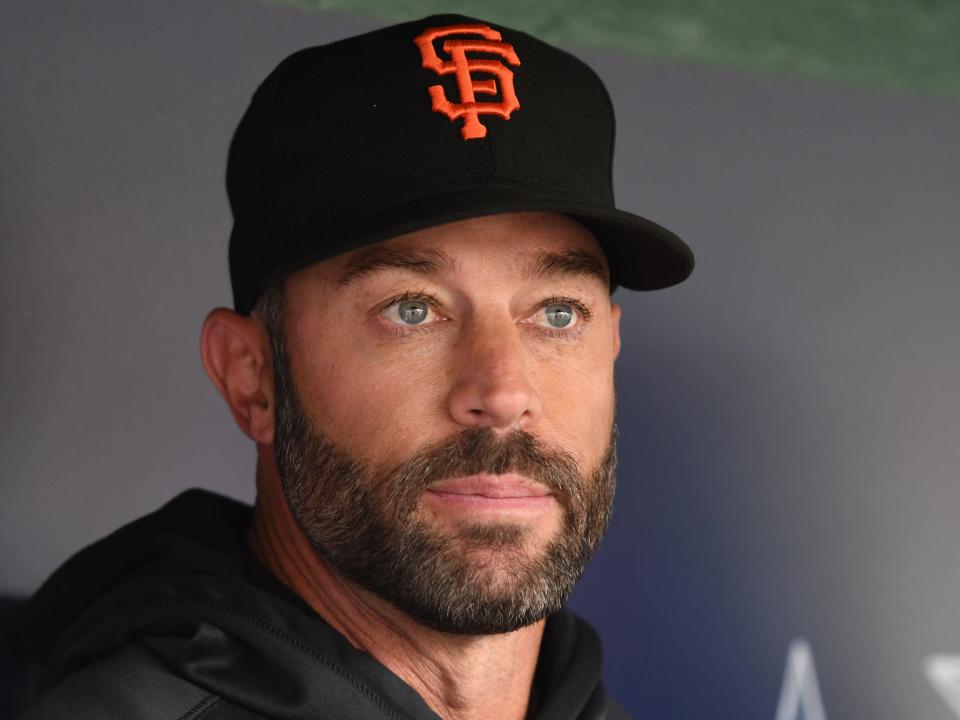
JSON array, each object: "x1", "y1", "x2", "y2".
[{"x1": 316, "y1": 212, "x2": 610, "y2": 289}]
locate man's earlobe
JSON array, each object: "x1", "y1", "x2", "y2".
[{"x1": 200, "y1": 308, "x2": 275, "y2": 444}]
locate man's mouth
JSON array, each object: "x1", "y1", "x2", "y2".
[{"x1": 424, "y1": 473, "x2": 556, "y2": 516}]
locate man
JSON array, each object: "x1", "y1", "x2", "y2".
[{"x1": 17, "y1": 14, "x2": 692, "y2": 720}]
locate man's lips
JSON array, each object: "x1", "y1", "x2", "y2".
[
  {"x1": 424, "y1": 474, "x2": 555, "y2": 516},
  {"x1": 428, "y1": 473, "x2": 552, "y2": 498}
]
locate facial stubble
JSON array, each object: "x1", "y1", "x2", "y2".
[{"x1": 270, "y1": 324, "x2": 617, "y2": 635}]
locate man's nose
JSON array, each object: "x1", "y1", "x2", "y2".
[{"x1": 446, "y1": 315, "x2": 543, "y2": 431}]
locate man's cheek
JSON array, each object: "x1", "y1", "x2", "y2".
[
  {"x1": 543, "y1": 384, "x2": 613, "y2": 464},
  {"x1": 540, "y1": 363, "x2": 612, "y2": 415}
]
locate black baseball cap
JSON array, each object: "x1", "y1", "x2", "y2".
[{"x1": 227, "y1": 14, "x2": 694, "y2": 314}]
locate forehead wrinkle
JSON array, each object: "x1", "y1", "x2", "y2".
[
  {"x1": 522, "y1": 249, "x2": 609, "y2": 287},
  {"x1": 336, "y1": 245, "x2": 455, "y2": 286}
]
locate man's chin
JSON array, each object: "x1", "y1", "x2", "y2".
[{"x1": 368, "y1": 526, "x2": 577, "y2": 635}]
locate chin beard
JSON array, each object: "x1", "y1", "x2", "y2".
[{"x1": 271, "y1": 333, "x2": 616, "y2": 635}]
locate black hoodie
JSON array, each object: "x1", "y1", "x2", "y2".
[{"x1": 16, "y1": 490, "x2": 628, "y2": 719}]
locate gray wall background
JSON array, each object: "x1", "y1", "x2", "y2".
[{"x1": 2, "y1": 2, "x2": 959, "y2": 718}]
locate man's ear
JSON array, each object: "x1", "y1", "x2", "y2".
[
  {"x1": 201, "y1": 308, "x2": 275, "y2": 444},
  {"x1": 610, "y1": 302, "x2": 622, "y2": 361}
]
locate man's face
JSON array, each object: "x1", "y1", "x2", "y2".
[{"x1": 268, "y1": 211, "x2": 621, "y2": 634}]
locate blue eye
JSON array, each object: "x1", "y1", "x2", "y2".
[
  {"x1": 397, "y1": 300, "x2": 429, "y2": 325},
  {"x1": 383, "y1": 297, "x2": 435, "y2": 327},
  {"x1": 544, "y1": 304, "x2": 575, "y2": 328}
]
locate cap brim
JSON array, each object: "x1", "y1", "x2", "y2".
[{"x1": 253, "y1": 185, "x2": 693, "y2": 310}]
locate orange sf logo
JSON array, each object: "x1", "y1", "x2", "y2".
[{"x1": 414, "y1": 24, "x2": 521, "y2": 140}]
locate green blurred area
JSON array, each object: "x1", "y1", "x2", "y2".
[{"x1": 267, "y1": 0, "x2": 960, "y2": 97}]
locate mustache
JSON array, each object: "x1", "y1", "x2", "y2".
[{"x1": 386, "y1": 426, "x2": 582, "y2": 498}]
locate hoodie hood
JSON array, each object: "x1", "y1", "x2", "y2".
[{"x1": 19, "y1": 490, "x2": 622, "y2": 719}]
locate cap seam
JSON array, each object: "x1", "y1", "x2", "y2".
[{"x1": 270, "y1": 60, "x2": 301, "y2": 267}]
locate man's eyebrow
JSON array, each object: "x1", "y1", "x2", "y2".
[
  {"x1": 336, "y1": 245, "x2": 608, "y2": 287},
  {"x1": 337, "y1": 246, "x2": 454, "y2": 286},
  {"x1": 523, "y1": 249, "x2": 609, "y2": 286}
]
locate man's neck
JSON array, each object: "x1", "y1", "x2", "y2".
[{"x1": 247, "y1": 451, "x2": 545, "y2": 720}]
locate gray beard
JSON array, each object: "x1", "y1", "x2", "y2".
[{"x1": 271, "y1": 340, "x2": 617, "y2": 635}]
